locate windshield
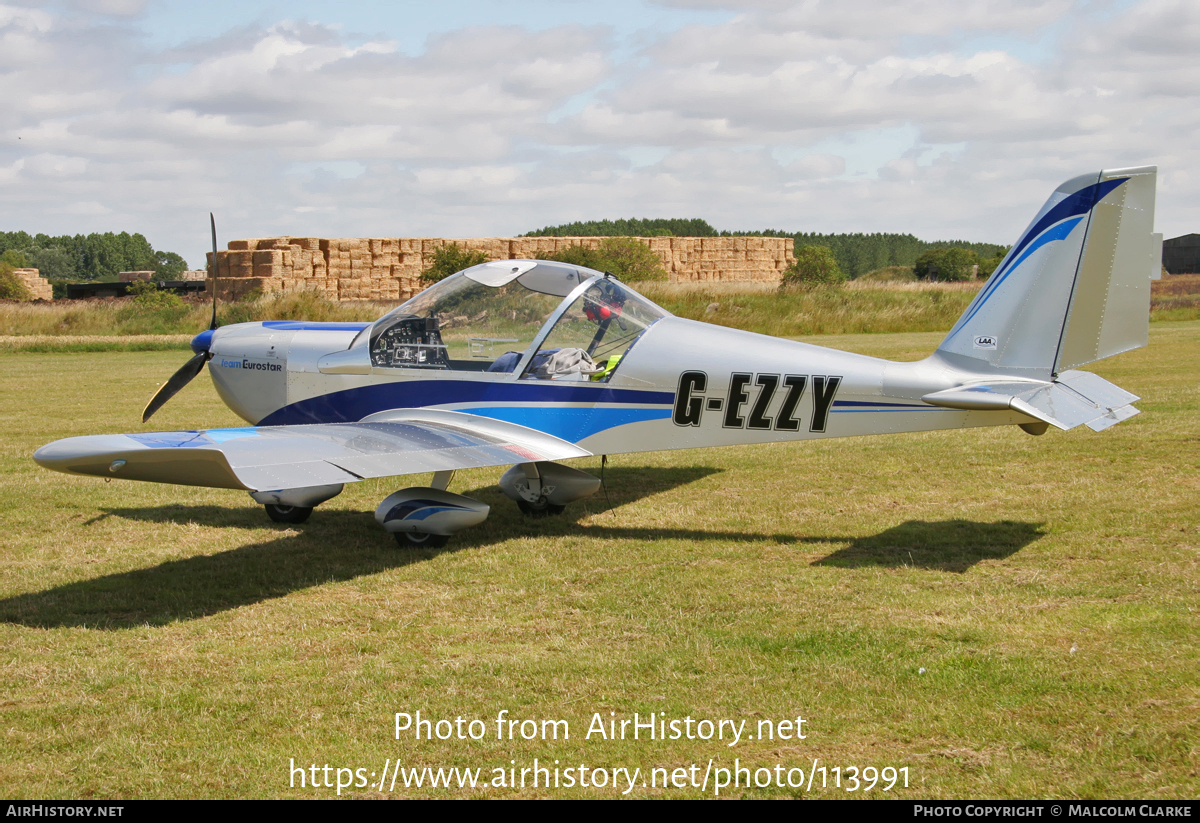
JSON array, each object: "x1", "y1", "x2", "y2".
[
  {"x1": 362, "y1": 260, "x2": 605, "y2": 371},
  {"x1": 528, "y1": 277, "x2": 666, "y2": 380}
]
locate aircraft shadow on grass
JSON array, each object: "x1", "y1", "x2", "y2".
[
  {"x1": 806, "y1": 519, "x2": 1046, "y2": 573},
  {"x1": 0, "y1": 466, "x2": 1042, "y2": 630}
]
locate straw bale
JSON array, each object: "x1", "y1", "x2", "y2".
[
  {"x1": 206, "y1": 277, "x2": 277, "y2": 301},
  {"x1": 468, "y1": 238, "x2": 509, "y2": 259},
  {"x1": 13, "y1": 268, "x2": 52, "y2": 299},
  {"x1": 208, "y1": 252, "x2": 229, "y2": 278},
  {"x1": 221, "y1": 231, "x2": 802, "y2": 300}
]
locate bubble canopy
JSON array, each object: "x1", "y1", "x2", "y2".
[{"x1": 354, "y1": 260, "x2": 669, "y2": 380}]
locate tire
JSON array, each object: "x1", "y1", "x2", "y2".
[
  {"x1": 516, "y1": 498, "x2": 566, "y2": 518},
  {"x1": 264, "y1": 504, "x2": 313, "y2": 524},
  {"x1": 394, "y1": 531, "x2": 450, "y2": 549}
]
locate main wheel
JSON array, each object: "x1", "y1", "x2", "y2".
[
  {"x1": 394, "y1": 531, "x2": 449, "y2": 549},
  {"x1": 264, "y1": 504, "x2": 313, "y2": 524},
  {"x1": 516, "y1": 498, "x2": 566, "y2": 518}
]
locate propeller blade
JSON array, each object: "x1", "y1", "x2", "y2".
[
  {"x1": 209, "y1": 213, "x2": 220, "y2": 331},
  {"x1": 142, "y1": 351, "x2": 210, "y2": 423}
]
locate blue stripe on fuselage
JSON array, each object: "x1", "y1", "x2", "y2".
[
  {"x1": 468, "y1": 406, "x2": 672, "y2": 442},
  {"x1": 258, "y1": 379, "x2": 676, "y2": 427},
  {"x1": 262, "y1": 321, "x2": 371, "y2": 332}
]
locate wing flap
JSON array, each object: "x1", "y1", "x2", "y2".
[{"x1": 34, "y1": 413, "x2": 591, "y2": 491}]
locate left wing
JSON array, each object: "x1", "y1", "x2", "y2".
[{"x1": 33, "y1": 409, "x2": 591, "y2": 491}]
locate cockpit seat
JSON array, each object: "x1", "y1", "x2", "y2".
[{"x1": 486, "y1": 351, "x2": 524, "y2": 373}]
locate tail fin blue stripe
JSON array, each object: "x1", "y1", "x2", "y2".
[
  {"x1": 995, "y1": 178, "x2": 1126, "y2": 283},
  {"x1": 947, "y1": 177, "x2": 1127, "y2": 338},
  {"x1": 949, "y1": 215, "x2": 1085, "y2": 336}
]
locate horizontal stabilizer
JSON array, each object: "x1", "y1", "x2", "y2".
[
  {"x1": 922, "y1": 370, "x2": 1139, "y2": 431},
  {"x1": 32, "y1": 412, "x2": 591, "y2": 491}
]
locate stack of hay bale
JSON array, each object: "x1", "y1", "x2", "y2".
[
  {"x1": 12, "y1": 268, "x2": 53, "y2": 300},
  {"x1": 508, "y1": 236, "x2": 792, "y2": 284},
  {"x1": 208, "y1": 236, "x2": 795, "y2": 302}
]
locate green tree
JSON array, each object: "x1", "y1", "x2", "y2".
[
  {"x1": 594, "y1": 237, "x2": 667, "y2": 282},
  {"x1": 977, "y1": 248, "x2": 1009, "y2": 280},
  {"x1": 154, "y1": 250, "x2": 189, "y2": 279},
  {"x1": 781, "y1": 245, "x2": 845, "y2": 288},
  {"x1": 26, "y1": 246, "x2": 76, "y2": 281},
  {"x1": 525, "y1": 217, "x2": 716, "y2": 237},
  {"x1": 545, "y1": 244, "x2": 605, "y2": 271},
  {"x1": 0, "y1": 263, "x2": 31, "y2": 300},
  {"x1": 421, "y1": 242, "x2": 489, "y2": 283},
  {"x1": 1, "y1": 249, "x2": 28, "y2": 268},
  {"x1": 546, "y1": 237, "x2": 667, "y2": 282},
  {"x1": 127, "y1": 278, "x2": 184, "y2": 309},
  {"x1": 914, "y1": 247, "x2": 978, "y2": 281}
]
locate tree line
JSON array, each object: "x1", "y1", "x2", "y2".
[
  {"x1": 525, "y1": 219, "x2": 1008, "y2": 279},
  {"x1": 0, "y1": 230, "x2": 189, "y2": 282}
]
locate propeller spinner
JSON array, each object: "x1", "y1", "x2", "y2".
[{"x1": 141, "y1": 214, "x2": 221, "y2": 423}]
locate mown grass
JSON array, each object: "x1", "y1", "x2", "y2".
[{"x1": 0, "y1": 324, "x2": 1196, "y2": 798}]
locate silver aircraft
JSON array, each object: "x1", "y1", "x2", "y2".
[{"x1": 34, "y1": 166, "x2": 1163, "y2": 547}]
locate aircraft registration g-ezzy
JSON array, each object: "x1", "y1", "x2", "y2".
[{"x1": 34, "y1": 166, "x2": 1163, "y2": 548}]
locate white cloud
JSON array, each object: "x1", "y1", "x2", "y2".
[{"x1": 0, "y1": 1, "x2": 1197, "y2": 266}]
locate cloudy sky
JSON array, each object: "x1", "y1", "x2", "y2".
[{"x1": 2, "y1": 0, "x2": 1195, "y2": 267}]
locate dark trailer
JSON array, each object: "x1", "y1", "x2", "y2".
[{"x1": 65, "y1": 280, "x2": 208, "y2": 299}]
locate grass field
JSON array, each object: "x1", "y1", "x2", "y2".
[{"x1": 0, "y1": 324, "x2": 1196, "y2": 799}]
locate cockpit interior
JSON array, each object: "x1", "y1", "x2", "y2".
[{"x1": 352, "y1": 260, "x2": 668, "y2": 382}]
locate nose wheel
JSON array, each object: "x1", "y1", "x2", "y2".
[
  {"x1": 516, "y1": 498, "x2": 565, "y2": 518},
  {"x1": 264, "y1": 504, "x2": 313, "y2": 524},
  {"x1": 394, "y1": 531, "x2": 450, "y2": 549}
]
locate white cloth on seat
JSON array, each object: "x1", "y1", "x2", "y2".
[{"x1": 533, "y1": 347, "x2": 604, "y2": 379}]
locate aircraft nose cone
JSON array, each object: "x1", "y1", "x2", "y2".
[{"x1": 190, "y1": 329, "x2": 215, "y2": 354}]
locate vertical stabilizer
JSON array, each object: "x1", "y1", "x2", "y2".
[
  {"x1": 1055, "y1": 166, "x2": 1157, "y2": 372},
  {"x1": 937, "y1": 166, "x2": 1157, "y2": 377}
]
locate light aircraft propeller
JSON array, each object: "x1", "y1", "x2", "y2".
[{"x1": 141, "y1": 214, "x2": 220, "y2": 423}]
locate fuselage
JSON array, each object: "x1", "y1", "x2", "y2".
[{"x1": 204, "y1": 315, "x2": 1028, "y2": 457}]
